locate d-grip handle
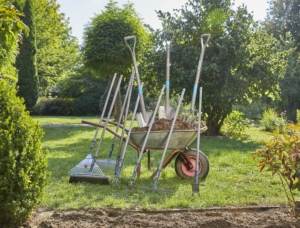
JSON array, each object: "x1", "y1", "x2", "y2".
[
  {"x1": 201, "y1": 34, "x2": 211, "y2": 49},
  {"x1": 124, "y1": 35, "x2": 136, "y2": 53}
]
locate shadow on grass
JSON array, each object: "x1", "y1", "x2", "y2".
[{"x1": 201, "y1": 136, "x2": 260, "y2": 157}]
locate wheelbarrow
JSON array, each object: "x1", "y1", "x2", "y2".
[{"x1": 82, "y1": 120, "x2": 209, "y2": 180}]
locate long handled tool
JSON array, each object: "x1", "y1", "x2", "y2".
[
  {"x1": 129, "y1": 85, "x2": 166, "y2": 186},
  {"x1": 191, "y1": 34, "x2": 210, "y2": 113},
  {"x1": 114, "y1": 91, "x2": 141, "y2": 183},
  {"x1": 153, "y1": 89, "x2": 186, "y2": 191},
  {"x1": 93, "y1": 76, "x2": 123, "y2": 158},
  {"x1": 124, "y1": 36, "x2": 148, "y2": 124},
  {"x1": 69, "y1": 74, "x2": 118, "y2": 184},
  {"x1": 165, "y1": 41, "x2": 171, "y2": 116},
  {"x1": 108, "y1": 70, "x2": 135, "y2": 158},
  {"x1": 193, "y1": 87, "x2": 203, "y2": 193}
]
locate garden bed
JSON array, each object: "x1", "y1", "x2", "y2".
[{"x1": 25, "y1": 207, "x2": 300, "y2": 228}]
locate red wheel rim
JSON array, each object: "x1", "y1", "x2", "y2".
[{"x1": 181, "y1": 156, "x2": 197, "y2": 177}]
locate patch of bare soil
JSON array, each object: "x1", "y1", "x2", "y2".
[
  {"x1": 24, "y1": 207, "x2": 300, "y2": 228},
  {"x1": 133, "y1": 118, "x2": 204, "y2": 131}
]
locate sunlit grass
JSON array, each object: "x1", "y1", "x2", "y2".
[{"x1": 35, "y1": 116, "x2": 299, "y2": 209}]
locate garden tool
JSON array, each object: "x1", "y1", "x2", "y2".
[
  {"x1": 69, "y1": 74, "x2": 118, "y2": 184},
  {"x1": 124, "y1": 35, "x2": 151, "y2": 126},
  {"x1": 114, "y1": 92, "x2": 141, "y2": 183},
  {"x1": 108, "y1": 70, "x2": 135, "y2": 159},
  {"x1": 159, "y1": 41, "x2": 175, "y2": 120},
  {"x1": 129, "y1": 85, "x2": 166, "y2": 186},
  {"x1": 191, "y1": 34, "x2": 210, "y2": 113},
  {"x1": 193, "y1": 87, "x2": 203, "y2": 193},
  {"x1": 153, "y1": 88, "x2": 186, "y2": 191}
]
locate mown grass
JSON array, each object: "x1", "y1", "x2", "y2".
[{"x1": 33, "y1": 116, "x2": 299, "y2": 209}]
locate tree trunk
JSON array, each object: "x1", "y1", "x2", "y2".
[
  {"x1": 287, "y1": 100, "x2": 297, "y2": 123},
  {"x1": 206, "y1": 118, "x2": 222, "y2": 136}
]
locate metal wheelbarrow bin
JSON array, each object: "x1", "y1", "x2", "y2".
[
  {"x1": 129, "y1": 127, "x2": 209, "y2": 180},
  {"x1": 83, "y1": 120, "x2": 209, "y2": 180}
]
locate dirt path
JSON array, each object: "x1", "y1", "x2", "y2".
[{"x1": 24, "y1": 207, "x2": 300, "y2": 228}]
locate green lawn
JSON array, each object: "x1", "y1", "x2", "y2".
[{"x1": 34, "y1": 116, "x2": 298, "y2": 209}]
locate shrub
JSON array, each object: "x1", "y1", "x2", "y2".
[
  {"x1": 0, "y1": 80, "x2": 47, "y2": 226},
  {"x1": 255, "y1": 132, "x2": 300, "y2": 210},
  {"x1": 222, "y1": 111, "x2": 249, "y2": 139},
  {"x1": 297, "y1": 110, "x2": 300, "y2": 123},
  {"x1": 260, "y1": 108, "x2": 286, "y2": 133},
  {"x1": 33, "y1": 97, "x2": 74, "y2": 116}
]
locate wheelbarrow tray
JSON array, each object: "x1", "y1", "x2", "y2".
[{"x1": 130, "y1": 127, "x2": 206, "y2": 150}]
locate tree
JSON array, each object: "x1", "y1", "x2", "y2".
[
  {"x1": 33, "y1": 0, "x2": 80, "y2": 95},
  {"x1": 83, "y1": 0, "x2": 151, "y2": 79},
  {"x1": 15, "y1": 0, "x2": 39, "y2": 110},
  {"x1": 0, "y1": 1, "x2": 26, "y2": 82},
  {"x1": 147, "y1": 0, "x2": 285, "y2": 135},
  {"x1": 0, "y1": 3, "x2": 46, "y2": 226},
  {"x1": 281, "y1": 49, "x2": 300, "y2": 122},
  {"x1": 265, "y1": 0, "x2": 300, "y2": 122}
]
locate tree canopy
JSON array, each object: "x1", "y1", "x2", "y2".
[
  {"x1": 146, "y1": 0, "x2": 286, "y2": 135},
  {"x1": 266, "y1": 0, "x2": 300, "y2": 122},
  {"x1": 33, "y1": 0, "x2": 80, "y2": 94},
  {"x1": 83, "y1": 0, "x2": 151, "y2": 79},
  {"x1": 0, "y1": 1, "x2": 26, "y2": 82}
]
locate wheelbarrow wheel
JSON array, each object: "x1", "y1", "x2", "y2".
[{"x1": 175, "y1": 150, "x2": 209, "y2": 180}]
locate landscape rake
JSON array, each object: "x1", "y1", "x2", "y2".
[{"x1": 69, "y1": 74, "x2": 123, "y2": 184}]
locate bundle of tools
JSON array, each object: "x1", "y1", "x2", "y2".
[{"x1": 69, "y1": 34, "x2": 211, "y2": 193}]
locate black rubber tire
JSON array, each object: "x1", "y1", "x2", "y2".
[{"x1": 175, "y1": 150, "x2": 209, "y2": 180}]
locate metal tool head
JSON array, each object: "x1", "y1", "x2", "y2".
[{"x1": 69, "y1": 154, "x2": 110, "y2": 184}]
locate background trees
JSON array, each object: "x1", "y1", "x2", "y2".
[
  {"x1": 0, "y1": 2, "x2": 46, "y2": 226},
  {"x1": 15, "y1": 0, "x2": 39, "y2": 110},
  {"x1": 83, "y1": 0, "x2": 151, "y2": 79},
  {"x1": 12, "y1": 0, "x2": 80, "y2": 110},
  {"x1": 34, "y1": 0, "x2": 80, "y2": 95},
  {"x1": 265, "y1": 0, "x2": 300, "y2": 122},
  {"x1": 0, "y1": 1, "x2": 26, "y2": 82},
  {"x1": 144, "y1": 0, "x2": 285, "y2": 135}
]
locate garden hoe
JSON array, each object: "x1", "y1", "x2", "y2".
[{"x1": 69, "y1": 75, "x2": 122, "y2": 184}]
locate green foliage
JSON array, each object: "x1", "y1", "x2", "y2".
[
  {"x1": 297, "y1": 110, "x2": 300, "y2": 123},
  {"x1": 16, "y1": 0, "x2": 39, "y2": 110},
  {"x1": 33, "y1": 97, "x2": 74, "y2": 116},
  {"x1": 255, "y1": 133, "x2": 300, "y2": 208},
  {"x1": 83, "y1": 0, "x2": 151, "y2": 78},
  {"x1": 0, "y1": 80, "x2": 47, "y2": 227},
  {"x1": 56, "y1": 69, "x2": 109, "y2": 115},
  {"x1": 260, "y1": 109, "x2": 287, "y2": 133},
  {"x1": 0, "y1": 2, "x2": 26, "y2": 81},
  {"x1": 280, "y1": 49, "x2": 300, "y2": 122},
  {"x1": 146, "y1": 0, "x2": 286, "y2": 135},
  {"x1": 33, "y1": 0, "x2": 80, "y2": 94},
  {"x1": 222, "y1": 111, "x2": 249, "y2": 139},
  {"x1": 265, "y1": 1, "x2": 300, "y2": 122}
]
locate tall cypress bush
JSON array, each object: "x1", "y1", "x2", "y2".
[{"x1": 16, "y1": 0, "x2": 39, "y2": 111}]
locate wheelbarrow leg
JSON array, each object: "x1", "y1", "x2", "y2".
[{"x1": 151, "y1": 150, "x2": 180, "y2": 178}]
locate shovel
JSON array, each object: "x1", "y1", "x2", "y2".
[
  {"x1": 191, "y1": 34, "x2": 210, "y2": 113},
  {"x1": 124, "y1": 35, "x2": 150, "y2": 126}
]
